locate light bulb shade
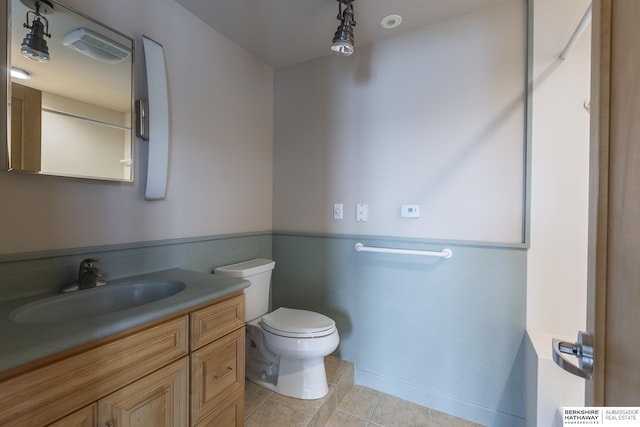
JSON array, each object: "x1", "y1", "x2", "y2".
[
  {"x1": 331, "y1": 23, "x2": 354, "y2": 56},
  {"x1": 10, "y1": 67, "x2": 31, "y2": 80},
  {"x1": 21, "y1": 17, "x2": 50, "y2": 62},
  {"x1": 331, "y1": 40, "x2": 353, "y2": 56}
]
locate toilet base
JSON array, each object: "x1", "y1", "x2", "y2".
[{"x1": 247, "y1": 356, "x2": 329, "y2": 400}]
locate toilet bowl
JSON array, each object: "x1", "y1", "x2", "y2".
[{"x1": 215, "y1": 259, "x2": 340, "y2": 400}]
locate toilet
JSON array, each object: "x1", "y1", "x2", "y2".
[{"x1": 215, "y1": 258, "x2": 339, "y2": 400}]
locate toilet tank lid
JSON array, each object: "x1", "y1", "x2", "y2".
[{"x1": 214, "y1": 258, "x2": 275, "y2": 278}]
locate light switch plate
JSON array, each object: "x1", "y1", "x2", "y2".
[{"x1": 333, "y1": 203, "x2": 344, "y2": 220}]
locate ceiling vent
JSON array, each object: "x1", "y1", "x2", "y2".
[{"x1": 63, "y1": 27, "x2": 130, "y2": 63}]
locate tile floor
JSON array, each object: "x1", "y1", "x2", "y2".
[{"x1": 244, "y1": 356, "x2": 485, "y2": 427}]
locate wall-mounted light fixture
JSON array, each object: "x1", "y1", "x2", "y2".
[
  {"x1": 20, "y1": 0, "x2": 54, "y2": 62},
  {"x1": 141, "y1": 36, "x2": 169, "y2": 201},
  {"x1": 331, "y1": 0, "x2": 356, "y2": 56}
]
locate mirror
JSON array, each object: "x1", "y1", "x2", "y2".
[{"x1": 5, "y1": 0, "x2": 134, "y2": 181}]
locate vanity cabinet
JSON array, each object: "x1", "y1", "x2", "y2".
[
  {"x1": 190, "y1": 295, "x2": 245, "y2": 426},
  {"x1": 48, "y1": 404, "x2": 96, "y2": 427},
  {"x1": 49, "y1": 356, "x2": 188, "y2": 427},
  {"x1": 0, "y1": 292, "x2": 245, "y2": 427},
  {"x1": 97, "y1": 357, "x2": 189, "y2": 426}
]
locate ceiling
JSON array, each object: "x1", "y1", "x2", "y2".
[
  {"x1": 10, "y1": 0, "x2": 132, "y2": 113},
  {"x1": 173, "y1": 0, "x2": 514, "y2": 68}
]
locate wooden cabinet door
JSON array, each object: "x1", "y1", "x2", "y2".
[
  {"x1": 191, "y1": 328, "x2": 244, "y2": 425},
  {"x1": 98, "y1": 357, "x2": 188, "y2": 427},
  {"x1": 47, "y1": 404, "x2": 96, "y2": 427},
  {"x1": 194, "y1": 389, "x2": 243, "y2": 427}
]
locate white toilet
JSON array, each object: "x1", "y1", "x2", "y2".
[{"x1": 215, "y1": 258, "x2": 339, "y2": 400}]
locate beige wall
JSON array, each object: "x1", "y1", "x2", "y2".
[
  {"x1": 527, "y1": 0, "x2": 590, "y2": 339},
  {"x1": 525, "y1": 0, "x2": 591, "y2": 424},
  {"x1": 273, "y1": 0, "x2": 527, "y2": 244},
  {"x1": 0, "y1": 0, "x2": 273, "y2": 255},
  {"x1": 41, "y1": 93, "x2": 128, "y2": 180}
]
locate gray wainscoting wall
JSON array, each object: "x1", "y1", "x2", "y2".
[
  {"x1": 0, "y1": 233, "x2": 271, "y2": 301},
  {"x1": 1, "y1": 231, "x2": 525, "y2": 427},
  {"x1": 272, "y1": 232, "x2": 527, "y2": 427}
]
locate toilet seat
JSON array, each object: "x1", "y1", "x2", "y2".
[{"x1": 260, "y1": 307, "x2": 337, "y2": 338}]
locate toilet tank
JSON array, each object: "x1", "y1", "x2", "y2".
[{"x1": 214, "y1": 259, "x2": 275, "y2": 322}]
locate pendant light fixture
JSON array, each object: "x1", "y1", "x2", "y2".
[
  {"x1": 20, "y1": 0, "x2": 54, "y2": 62},
  {"x1": 331, "y1": 0, "x2": 356, "y2": 56}
]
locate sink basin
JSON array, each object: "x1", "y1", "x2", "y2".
[{"x1": 11, "y1": 280, "x2": 187, "y2": 324}]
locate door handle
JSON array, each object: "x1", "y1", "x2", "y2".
[{"x1": 552, "y1": 331, "x2": 594, "y2": 380}]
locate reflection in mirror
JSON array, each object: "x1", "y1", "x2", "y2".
[{"x1": 6, "y1": 0, "x2": 134, "y2": 181}]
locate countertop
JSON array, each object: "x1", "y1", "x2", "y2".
[{"x1": 0, "y1": 268, "x2": 249, "y2": 374}]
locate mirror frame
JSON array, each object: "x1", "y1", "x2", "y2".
[
  {"x1": 1, "y1": 0, "x2": 7, "y2": 171},
  {"x1": 1, "y1": 0, "x2": 135, "y2": 182}
]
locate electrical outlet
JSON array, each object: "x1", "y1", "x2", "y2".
[{"x1": 356, "y1": 203, "x2": 368, "y2": 222}]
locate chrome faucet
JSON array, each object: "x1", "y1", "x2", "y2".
[{"x1": 60, "y1": 258, "x2": 107, "y2": 293}]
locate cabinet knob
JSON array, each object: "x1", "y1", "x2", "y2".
[
  {"x1": 212, "y1": 366, "x2": 233, "y2": 380},
  {"x1": 105, "y1": 421, "x2": 114, "y2": 427}
]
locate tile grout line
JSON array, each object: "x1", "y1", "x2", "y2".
[
  {"x1": 366, "y1": 392, "x2": 384, "y2": 425},
  {"x1": 313, "y1": 360, "x2": 352, "y2": 426},
  {"x1": 244, "y1": 390, "x2": 272, "y2": 420},
  {"x1": 308, "y1": 386, "x2": 336, "y2": 426},
  {"x1": 318, "y1": 358, "x2": 355, "y2": 426}
]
